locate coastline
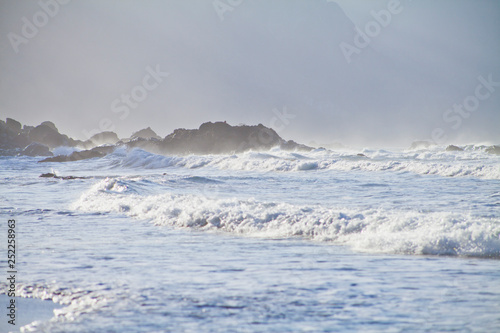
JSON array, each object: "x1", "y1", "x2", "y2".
[{"x1": 0, "y1": 295, "x2": 63, "y2": 333}]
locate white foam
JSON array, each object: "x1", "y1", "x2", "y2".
[
  {"x1": 51, "y1": 146, "x2": 82, "y2": 156},
  {"x1": 72, "y1": 179, "x2": 500, "y2": 258},
  {"x1": 0, "y1": 282, "x2": 111, "y2": 332},
  {"x1": 108, "y1": 148, "x2": 500, "y2": 179}
]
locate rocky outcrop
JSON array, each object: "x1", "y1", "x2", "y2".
[
  {"x1": 280, "y1": 139, "x2": 312, "y2": 152},
  {"x1": 39, "y1": 146, "x2": 115, "y2": 163},
  {"x1": 1, "y1": 118, "x2": 86, "y2": 155},
  {"x1": 2, "y1": 118, "x2": 313, "y2": 162},
  {"x1": 6, "y1": 118, "x2": 22, "y2": 134},
  {"x1": 40, "y1": 173, "x2": 89, "y2": 180},
  {"x1": 21, "y1": 142, "x2": 53, "y2": 157},
  {"x1": 130, "y1": 127, "x2": 161, "y2": 140},
  {"x1": 28, "y1": 122, "x2": 80, "y2": 148},
  {"x1": 85, "y1": 131, "x2": 120, "y2": 147},
  {"x1": 159, "y1": 122, "x2": 312, "y2": 154},
  {"x1": 446, "y1": 145, "x2": 463, "y2": 152},
  {"x1": 126, "y1": 137, "x2": 162, "y2": 152},
  {"x1": 40, "y1": 121, "x2": 58, "y2": 132},
  {"x1": 0, "y1": 119, "x2": 30, "y2": 154}
]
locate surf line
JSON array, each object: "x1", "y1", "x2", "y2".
[{"x1": 6, "y1": 218, "x2": 17, "y2": 326}]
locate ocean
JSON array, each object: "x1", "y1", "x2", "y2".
[{"x1": 1, "y1": 145, "x2": 499, "y2": 332}]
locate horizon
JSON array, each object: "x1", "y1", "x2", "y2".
[{"x1": 1, "y1": 0, "x2": 499, "y2": 148}]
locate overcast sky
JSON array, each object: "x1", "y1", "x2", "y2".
[{"x1": 1, "y1": 0, "x2": 499, "y2": 147}]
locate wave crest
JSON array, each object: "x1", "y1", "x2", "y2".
[
  {"x1": 103, "y1": 147, "x2": 500, "y2": 179},
  {"x1": 72, "y1": 178, "x2": 500, "y2": 258}
]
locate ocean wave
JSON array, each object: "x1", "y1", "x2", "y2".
[
  {"x1": 51, "y1": 146, "x2": 82, "y2": 156},
  {"x1": 184, "y1": 176, "x2": 223, "y2": 184},
  {"x1": 105, "y1": 147, "x2": 500, "y2": 179},
  {"x1": 71, "y1": 178, "x2": 500, "y2": 258}
]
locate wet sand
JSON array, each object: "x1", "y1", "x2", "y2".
[{"x1": 0, "y1": 295, "x2": 63, "y2": 333}]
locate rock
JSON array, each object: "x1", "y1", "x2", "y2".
[
  {"x1": 2, "y1": 119, "x2": 79, "y2": 152},
  {"x1": 87, "y1": 131, "x2": 120, "y2": 146},
  {"x1": 0, "y1": 118, "x2": 30, "y2": 150},
  {"x1": 445, "y1": 145, "x2": 463, "y2": 152},
  {"x1": 40, "y1": 121, "x2": 58, "y2": 132},
  {"x1": 485, "y1": 145, "x2": 500, "y2": 155},
  {"x1": 28, "y1": 123, "x2": 67, "y2": 148},
  {"x1": 130, "y1": 127, "x2": 161, "y2": 140},
  {"x1": 39, "y1": 146, "x2": 115, "y2": 162},
  {"x1": 17, "y1": 120, "x2": 313, "y2": 161},
  {"x1": 40, "y1": 173, "x2": 57, "y2": 178},
  {"x1": 159, "y1": 121, "x2": 312, "y2": 154},
  {"x1": 126, "y1": 137, "x2": 161, "y2": 152},
  {"x1": 280, "y1": 139, "x2": 312, "y2": 151},
  {"x1": 21, "y1": 142, "x2": 53, "y2": 157},
  {"x1": 39, "y1": 172, "x2": 89, "y2": 180},
  {"x1": 22, "y1": 125, "x2": 34, "y2": 135},
  {"x1": 6, "y1": 118, "x2": 22, "y2": 134},
  {"x1": 79, "y1": 131, "x2": 120, "y2": 149},
  {"x1": 59, "y1": 175, "x2": 89, "y2": 180},
  {"x1": 27, "y1": 121, "x2": 82, "y2": 148}
]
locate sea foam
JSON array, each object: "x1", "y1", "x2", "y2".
[
  {"x1": 104, "y1": 147, "x2": 500, "y2": 179},
  {"x1": 72, "y1": 177, "x2": 500, "y2": 258}
]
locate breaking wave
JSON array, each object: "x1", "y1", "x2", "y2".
[
  {"x1": 102, "y1": 146, "x2": 500, "y2": 179},
  {"x1": 71, "y1": 178, "x2": 500, "y2": 258}
]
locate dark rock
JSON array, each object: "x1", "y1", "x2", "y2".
[
  {"x1": 28, "y1": 123, "x2": 67, "y2": 148},
  {"x1": 130, "y1": 127, "x2": 161, "y2": 140},
  {"x1": 87, "y1": 131, "x2": 120, "y2": 146},
  {"x1": 445, "y1": 145, "x2": 463, "y2": 152},
  {"x1": 0, "y1": 118, "x2": 30, "y2": 150},
  {"x1": 356, "y1": 153, "x2": 367, "y2": 157},
  {"x1": 39, "y1": 172, "x2": 89, "y2": 180},
  {"x1": 2, "y1": 119, "x2": 79, "y2": 152},
  {"x1": 126, "y1": 137, "x2": 161, "y2": 152},
  {"x1": 485, "y1": 145, "x2": 500, "y2": 155},
  {"x1": 40, "y1": 121, "x2": 58, "y2": 132},
  {"x1": 39, "y1": 146, "x2": 115, "y2": 163},
  {"x1": 7, "y1": 120, "x2": 312, "y2": 161},
  {"x1": 40, "y1": 173, "x2": 57, "y2": 178},
  {"x1": 6, "y1": 118, "x2": 22, "y2": 134},
  {"x1": 159, "y1": 121, "x2": 313, "y2": 154},
  {"x1": 59, "y1": 175, "x2": 89, "y2": 180},
  {"x1": 26, "y1": 121, "x2": 82, "y2": 148},
  {"x1": 21, "y1": 142, "x2": 53, "y2": 157},
  {"x1": 280, "y1": 139, "x2": 312, "y2": 152},
  {"x1": 22, "y1": 125, "x2": 34, "y2": 133}
]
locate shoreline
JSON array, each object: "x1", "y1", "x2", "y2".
[{"x1": 0, "y1": 294, "x2": 63, "y2": 333}]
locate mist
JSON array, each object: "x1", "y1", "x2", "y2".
[{"x1": 1, "y1": 0, "x2": 499, "y2": 148}]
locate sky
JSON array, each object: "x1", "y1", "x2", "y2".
[{"x1": 1, "y1": 0, "x2": 499, "y2": 147}]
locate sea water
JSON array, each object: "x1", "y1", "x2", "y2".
[{"x1": 1, "y1": 146, "x2": 499, "y2": 332}]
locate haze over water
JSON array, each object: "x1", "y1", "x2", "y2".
[{"x1": 1, "y1": 0, "x2": 499, "y2": 146}]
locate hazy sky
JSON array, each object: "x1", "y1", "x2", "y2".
[{"x1": 1, "y1": 0, "x2": 499, "y2": 147}]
